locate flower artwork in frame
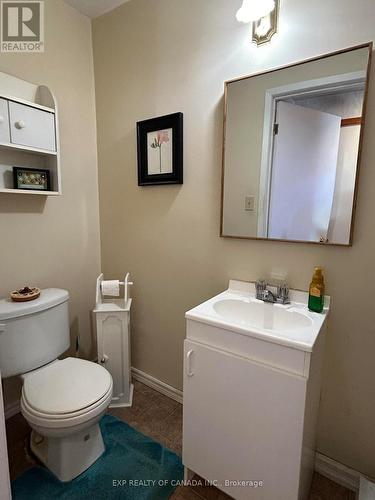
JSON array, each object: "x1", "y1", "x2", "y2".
[{"x1": 137, "y1": 113, "x2": 183, "y2": 185}]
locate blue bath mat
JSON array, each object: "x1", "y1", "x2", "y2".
[{"x1": 12, "y1": 414, "x2": 184, "y2": 499}]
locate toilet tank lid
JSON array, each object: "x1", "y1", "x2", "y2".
[{"x1": 0, "y1": 289, "x2": 69, "y2": 321}]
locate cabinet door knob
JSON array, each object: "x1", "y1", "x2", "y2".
[{"x1": 15, "y1": 120, "x2": 26, "y2": 129}]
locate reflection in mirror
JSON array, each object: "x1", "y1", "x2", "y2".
[{"x1": 221, "y1": 44, "x2": 372, "y2": 245}]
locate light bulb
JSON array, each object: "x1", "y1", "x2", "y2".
[
  {"x1": 254, "y1": 16, "x2": 271, "y2": 36},
  {"x1": 236, "y1": 0, "x2": 275, "y2": 23}
]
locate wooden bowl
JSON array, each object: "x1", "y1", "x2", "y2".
[{"x1": 10, "y1": 287, "x2": 41, "y2": 302}]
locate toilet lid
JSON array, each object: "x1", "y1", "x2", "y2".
[{"x1": 23, "y1": 358, "x2": 112, "y2": 415}]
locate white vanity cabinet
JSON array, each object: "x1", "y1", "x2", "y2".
[
  {"x1": 183, "y1": 281, "x2": 328, "y2": 500},
  {"x1": 9, "y1": 101, "x2": 56, "y2": 152}
]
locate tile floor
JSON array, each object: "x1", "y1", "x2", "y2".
[{"x1": 5, "y1": 380, "x2": 355, "y2": 500}]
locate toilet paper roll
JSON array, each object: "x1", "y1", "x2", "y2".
[{"x1": 101, "y1": 280, "x2": 120, "y2": 297}]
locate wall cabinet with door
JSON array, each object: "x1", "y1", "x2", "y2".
[{"x1": 0, "y1": 72, "x2": 61, "y2": 195}]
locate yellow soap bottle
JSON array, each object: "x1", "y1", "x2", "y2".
[{"x1": 308, "y1": 267, "x2": 325, "y2": 313}]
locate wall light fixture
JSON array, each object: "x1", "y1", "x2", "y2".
[{"x1": 236, "y1": 0, "x2": 279, "y2": 46}]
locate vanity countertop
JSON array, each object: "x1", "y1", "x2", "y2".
[{"x1": 186, "y1": 280, "x2": 330, "y2": 352}]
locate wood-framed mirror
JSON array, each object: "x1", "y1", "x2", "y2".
[{"x1": 221, "y1": 43, "x2": 372, "y2": 246}]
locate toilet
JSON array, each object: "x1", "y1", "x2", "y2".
[{"x1": 0, "y1": 289, "x2": 113, "y2": 482}]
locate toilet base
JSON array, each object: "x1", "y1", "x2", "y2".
[{"x1": 30, "y1": 422, "x2": 105, "y2": 482}]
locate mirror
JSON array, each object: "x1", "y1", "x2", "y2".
[{"x1": 221, "y1": 43, "x2": 372, "y2": 245}]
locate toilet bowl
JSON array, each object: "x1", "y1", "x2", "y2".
[
  {"x1": 0, "y1": 289, "x2": 114, "y2": 482},
  {"x1": 20, "y1": 357, "x2": 113, "y2": 482}
]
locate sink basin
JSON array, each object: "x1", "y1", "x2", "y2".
[
  {"x1": 186, "y1": 280, "x2": 329, "y2": 352},
  {"x1": 213, "y1": 299, "x2": 313, "y2": 332}
]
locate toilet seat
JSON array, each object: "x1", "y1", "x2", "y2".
[
  {"x1": 21, "y1": 357, "x2": 113, "y2": 429},
  {"x1": 22, "y1": 357, "x2": 112, "y2": 415},
  {"x1": 22, "y1": 386, "x2": 112, "y2": 420},
  {"x1": 21, "y1": 386, "x2": 113, "y2": 429}
]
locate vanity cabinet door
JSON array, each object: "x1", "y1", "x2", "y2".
[
  {"x1": 0, "y1": 99, "x2": 10, "y2": 143},
  {"x1": 183, "y1": 340, "x2": 306, "y2": 500},
  {"x1": 9, "y1": 101, "x2": 56, "y2": 151}
]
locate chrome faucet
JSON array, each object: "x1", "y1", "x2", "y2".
[
  {"x1": 262, "y1": 289, "x2": 277, "y2": 303},
  {"x1": 255, "y1": 280, "x2": 290, "y2": 305}
]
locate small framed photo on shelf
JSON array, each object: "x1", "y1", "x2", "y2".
[
  {"x1": 13, "y1": 167, "x2": 51, "y2": 191},
  {"x1": 137, "y1": 112, "x2": 183, "y2": 186}
]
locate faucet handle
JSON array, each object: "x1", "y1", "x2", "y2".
[
  {"x1": 277, "y1": 283, "x2": 290, "y2": 304},
  {"x1": 255, "y1": 280, "x2": 267, "y2": 300}
]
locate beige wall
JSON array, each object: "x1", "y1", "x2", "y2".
[
  {"x1": 93, "y1": 0, "x2": 375, "y2": 477},
  {"x1": 0, "y1": 0, "x2": 101, "y2": 406}
]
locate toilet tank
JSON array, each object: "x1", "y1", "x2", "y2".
[{"x1": 0, "y1": 289, "x2": 70, "y2": 378}]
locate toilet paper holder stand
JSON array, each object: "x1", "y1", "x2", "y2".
[
  {"x1": 94, "y1": 272, "x2": 134, "y2": 408},
  {"x1": 95, "y1": 272, "x2": 134, "y2": 310}
]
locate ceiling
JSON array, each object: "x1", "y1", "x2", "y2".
[{"x1": 64, "y1": 0, "x2": 131, "y2": 18}]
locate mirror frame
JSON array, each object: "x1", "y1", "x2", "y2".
[{"x1": 220, "y1": 42, "x2": 373, "y2": 246}]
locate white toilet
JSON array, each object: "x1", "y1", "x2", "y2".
[{"x1": 0, "y1": 289, "x2": 113, "y2": 482}]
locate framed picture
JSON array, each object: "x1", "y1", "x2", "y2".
[
  {"x1": 13, "y1": 167, "x2": 51, "y2": 191},
  {"x1": 137, "y1": 112, "x2": 183, "y2": 186}
]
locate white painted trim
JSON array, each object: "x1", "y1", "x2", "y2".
[
  {"x1": 265, "y1": 71, "x2": 366, "y2": 103},
  {"x1": 315, "y1": 452, "x2": 363, "y2": 492},
  {"x1": 0, "y1": 372, "x2": 11, "y2": 499},
  {"x1": 4, "y1": 400, "x2": 21, "y2": 420},
  {"x1": 257, "y1": 71, "x2": 367, "y2": 237},
  {"x1": 131, "y1": 367, "x2": 183, "y2": 404},
  {"x1": 257, "y1": 88, "x2": 276, "y2": 237}
]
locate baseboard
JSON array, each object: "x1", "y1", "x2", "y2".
[
  {"x1": 4, "y1": 400, "x2": 20, "y2": 420},
  {"x1": 131, "y1": 367, "x2": 183, "y2": 404},
  {"x1": 315, "y1": 452, "x2": 361, "y2": 492}
]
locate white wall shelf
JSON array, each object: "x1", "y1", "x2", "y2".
[
  {"x1": 0, "y1": 93, "x2": 55, "y2": 114},
  {"x1": 0, "y1": 143, "x2": 58, "y2": 156},
  {"x1": 0, "y1": 188, "x2": 60, "y2": 196},
  {"x1": 0, "y1": 73, "x2": 61, "y2": 196}
]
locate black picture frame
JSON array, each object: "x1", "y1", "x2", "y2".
[
  {"x1": 13, "y1": 167, "x2": 51, "y2": 191},
  {"x1": 137, "y1": 112, "x2": 183, "y2": 186}
]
